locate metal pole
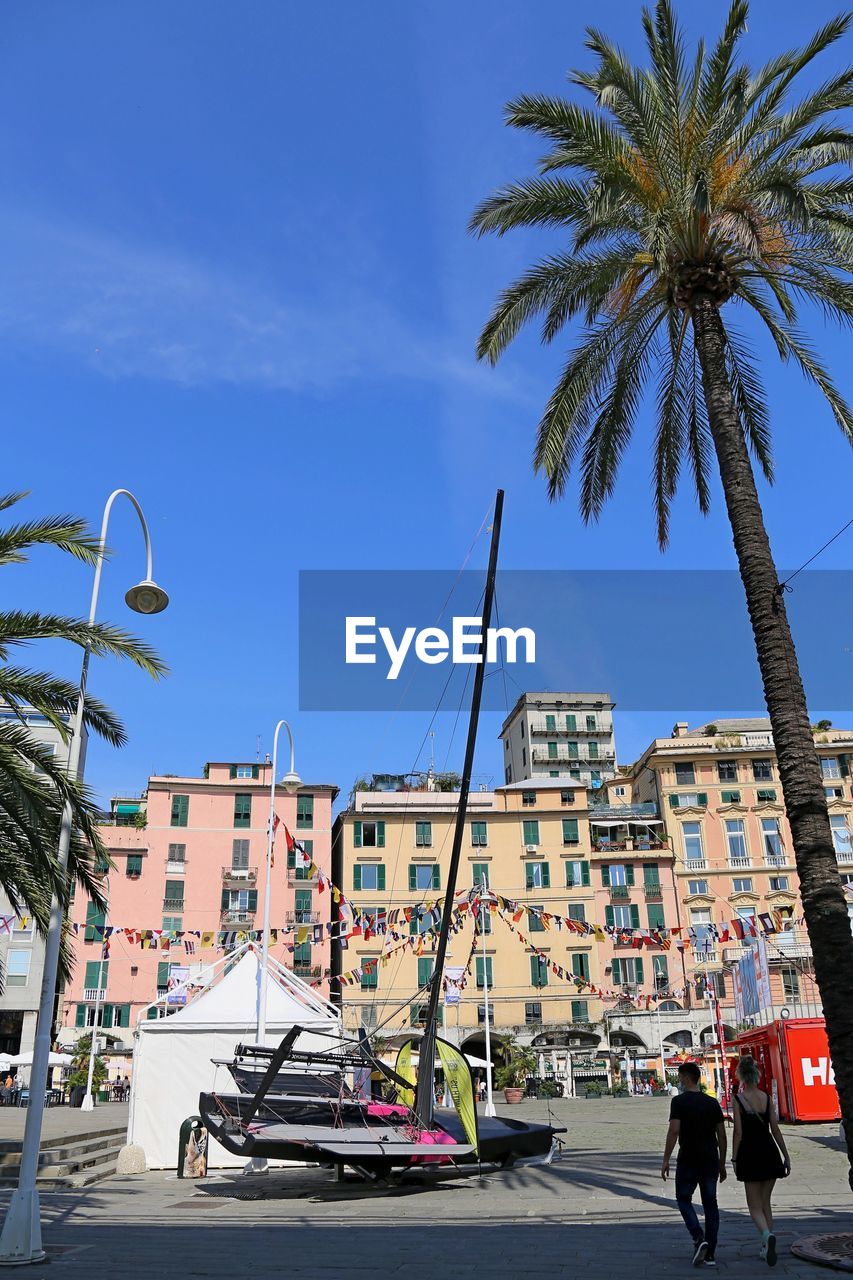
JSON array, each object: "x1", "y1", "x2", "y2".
[
  {"x1": 81, "y1": 881, "x2": 109, "y2": 1111},
  {"x1": 257, "y1": 717, "x2": 296, "y2": 1041},
  {"x1": 0, "y1": 489, "x2": 160, "y2": 1266},
  {"x1": 657, "y1": 1003, "x2": 667, "y2": 1085},
  {"x1": 480, "y1": 897, "x2": 496, "y2": 1117}
]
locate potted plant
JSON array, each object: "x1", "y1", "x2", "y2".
[
  {"x1": 495, "y1": 1039, "x2": 537, "y2": 1104},
  {"x1": 584, "y1": 1081, "x2": 603, "y2": 1099}
]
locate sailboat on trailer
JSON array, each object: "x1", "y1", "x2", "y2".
[{"x1": 199, "y1": 491, "x2": 564, "y2": 1176}]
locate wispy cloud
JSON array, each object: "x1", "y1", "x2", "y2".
[{"x1": 0, "y1": 213, "x2": 533, "y2": 401}]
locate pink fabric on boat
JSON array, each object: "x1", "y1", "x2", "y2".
[{"x1": 366, "y1": 1103, "x2": 410, "y2": 1118}]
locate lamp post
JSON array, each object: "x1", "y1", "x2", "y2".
[
  {"x1": 81, "y1": 878, "x2": 109, "y2": 1112},
  {"x1": 256, "y1": 718, "x2": 301, "y2": 1043},
  {"x1": 479, "y1": 895, "x2": 496, "y2": 1117},
  {"x1": 0, "y1": 489, "x2": 167, "y2": 1266}
]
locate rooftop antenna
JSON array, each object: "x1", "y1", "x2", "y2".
[
  {"x1": 429, "y1": 730, "x2": 436, "y2": 774},
  {"x1": 256, "y1": 734, "x2": 261, "y2": 763}
]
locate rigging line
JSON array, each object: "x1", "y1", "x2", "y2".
[
  {"x1": 776, "y1": 514, "x2": 853, "y2": 592},
  {"x1": 492, "y1": 588, "x2": 512, "y2": 721}
]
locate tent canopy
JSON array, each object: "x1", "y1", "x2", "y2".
[{"x1": 8, "y1": 1051, "x2": 72, "y2": 1067}]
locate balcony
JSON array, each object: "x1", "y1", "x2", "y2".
[
  {"x1": 836, "y1": 847, "x2": 853, "y2": 866},
  {"x1": 221, "y1": 865, "x2": 258, "y2": 883},
  {"x1": 531, "y1": 747, "x2": 615, "y2": 766},
  {"x1": 163, "y1": 896, "x2": 185, "y2": 911},
  {"x1": 693, "y1": 950, "x2": 718, "y2": 965},
  {"x1": 165, "y1": 859, "x2": 187, "y2": 874},
  {"x1": 727, "y1": 856, "x2": 751, "y2": 870},
  {"x1": 592, "y1": 838, "x2": 666, "y2": 855},
  {"x1": 685, "y1": 858, "x2": 708, "y2": 872},
  {"x1": 644, "y1": 884, "x2": 663, "y2": 900},
  {"x1": 285, "y1": 910, "x2": 321, "y2": 925},
  {"x1": 220, "y1": 910, "x2": 255, "y2": 926},
  {"x1": 83, "y1": 988, "x2": 105, "y2": 1000},
  {"x1": 293, "y1": 964, "x2": 322, "y2": 979},
  {"x1": 609, "y1": 884, "x2": 630, "y2": 901},
  {"x1": 287, "y1": 870, "x2": 319, "y2": 886},
  {"x1": 591, "y1": 803, "x2": 659, "y2": 820},
  {"x1": 764, "y1": 853, "x2": 788, "y2": 868},
  {"x1": 723, "y1": 944, "x2": 752, "y2": 960},
  {"x1": 530, "y1": 720, "x2": 612, "y2": 737}
]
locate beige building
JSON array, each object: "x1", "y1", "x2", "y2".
[{"x1": 499, "y1": 692, "x2": 616, "y2": 788}]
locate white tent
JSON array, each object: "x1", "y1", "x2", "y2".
[
  {"x1": 8, "y1": 1051, "x2": 72, "y2": 1068},
  {"x1": 127, "y1": 945, "x2": 341, "y2": 1169}
]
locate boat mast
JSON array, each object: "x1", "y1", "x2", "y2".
[{"x1": 413, "y1": 489, "x2": 504, "y2": 1128}]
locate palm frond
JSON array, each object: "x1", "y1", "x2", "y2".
[{"x1": 0, "y1": 612, "x2": 167, "y2": 678}]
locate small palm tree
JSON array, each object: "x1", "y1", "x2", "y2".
[
  {"x1": 471, "y1": 2, "x2": 853, "y2": 1184},
  {"x1": 0, "y1": 492, "x2": 165, "y2": 942}
]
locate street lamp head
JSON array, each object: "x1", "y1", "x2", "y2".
[
  {"x1": 125, "y1": 579, "x2": 169, "y2": 615},
  {"x1": 280, "y1": 770, "x2": 302, "y2": 794}
]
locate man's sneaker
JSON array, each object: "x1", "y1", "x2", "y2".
[
  {"x1": 766, "y1": 1233, "x2": 777, "y2": 1266},
  {"x1": 704, "y1": 1259, "x2": 717, "y2": 1267},
  {"x1": 692, "y1": 1240, "x2": 709, "y2": 1267}
]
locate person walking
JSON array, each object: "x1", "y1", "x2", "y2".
[
  {"x1": 731, "y1": 1055, "x2": 790, "y2": 1266},
  {"x1": 661, "y1": 1061, "x2": 727, "y2": 1267}
]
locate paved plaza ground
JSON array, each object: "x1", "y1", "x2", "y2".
[
  {"x1": 1, "y1": 1097, "x2": 851, "y2": 1277},
  {"x1": 0, "y1": 1102, "x2": 128, "y2": 1142}
]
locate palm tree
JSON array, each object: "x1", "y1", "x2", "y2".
[
  {"x1": 471, "y1": 2, "x2": 853, "y2": 1183},
  {"x1": 0, "y1": 492, "x2": 165, "y2": 948}
]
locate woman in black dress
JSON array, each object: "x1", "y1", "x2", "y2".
[{"x1": 732, "y1": 1055, "x2": 791, "y2": 1266}]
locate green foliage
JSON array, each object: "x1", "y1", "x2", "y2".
[
  {"x1": 68, "y1": 1034, "x2": 108, "y2": 1090},
  {"x1": 132, "y1": 811, "x2": 148, "y2": 830},
  {"x1": 495, "y1": 1036, "x2": 538, "y2": 1088},
  {"x1": 0, "y1": 493, "x2": 166, "y2": 949},
  {"x1": 471, "y1": 2, "x2": 853, "y2": 547}
]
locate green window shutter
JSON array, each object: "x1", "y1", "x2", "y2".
[
  {"x1": 234, "y1": 794, "x2": 251, "y2": 827},
  {"x1": 630, "y1": 904, "x2": 640, "y2": 928},
  {"x1": 247, "y1": 890, "x2": 258, "y2": 912},
  {"x1": 547, "y1": 742, "x2": 557, "y2": 759},
  {"x1": 588, "y1": 742, "x2": 598, "y2": 758},
  {"x1": 75, "y1": 1004, "x2": 86, "y2": 1027},
  {"x1": 668, "y1": 794, "x2": 679, "y2": 809},
  {"x1": 625, "y1": 865, "x2": 635, "y2": 886},
  {"x1": 545, "y1": 714, "x2": 555, "y2": 730},
  {"x1": 101, "y1": 1005, "x2": 114, "y2": 1029},
  {"x1": 541, "y1": 862, "x2": 550, "y2": 888},
  {"x1": 408, "y1": 865, "x2": 417, "y2": 891},
  {"x1": 647, "y1": 903, "x2": 665, "y2": 931},
  {"x1": 377, "y1": 864, "x2": 386, "y2": 890},
  {"x1": 523, "y1": 820, "x2": 539, "y2": 845},
  {"x1": 571, "y1": 999, "x2": 588, "y2": 1021},
  {"x1": 611, "y1": 959, "x2": 621, "y2": 985},
  {"x1": 252, "y1": 765, "x2": 260, "y2": 780},
  {"x1": 643, "y1": 863, "x2": 660, "y2": 887},
  {"x1": 840, "y1": 755, "x2": 850, "y2": 777},
  {"x1": 118, "y1": 1004, "x2": 130, "y2": 1028},
  {"x1": 698, "y1": 793, "x2": 708, "y2": 806},
  {"x1": 605, "y1": 905, "x2": 615, "y2": 927},
  {"x1": 571, "y1": 953, "x2": 589, "y2": 980},
  {"x1": 157, "y1": 962, "x2": 169, "y2": 986},
  {"x1": 297, "y1": 795, "x2": 314, "y2": 828},
  {"x1": 353, "y1": 821, "x2": 362, "y2": 848},
  {"x1": 84, "y1": 961, "x2": 102, "y2": 988},
  {"x1": 418, "y1": 958, "x2": 434, "y2": 987},
  {"x1": 601, "y1": 865, "x2": 610, "y2": 887},
  {"x1": 581, "y1": 861, "x2": 590, "y2": 886},
  {"x1": 165, "y1": 880, "x2": 184, "y2": 900},
  {"x1": 568, "y1": 742, "x2": 578, "y2": 758},
  {"x1": 562, "y1": 818, "x2": 578, "y2": 845},
  {"x1": 566, "y1": 714, "x2": 576, "y2": 731},
  {"x1": 229, "y1": 765, "x2": 237, "y2": 779},
  {"x1": 377, "y1": 822, "x2": 386, "y2": 848},
  {"x1": 84, "y1": 902, "x2": 105, "y2": 942},
  {"x1": 171, "y1": 794, "x2": 189, "y2": 827},
  {"x1": 636, "y1": 958, "x2": 644, "y2": 984},
  {"x1": 525, "y1": 864, "x2": 534, "y2": 890},
  {"x1": 353, "y1": 865, "x2": 362, "y2": 891},
  {"x1": 221, "y1": 888, "x2": 230, "y2": 910},
  {"x1": 431, "y1": 864, "x2": 441, "y2": 890},
  {"x1": 722, "y1": 790, "x2": 740, "y2": 804}
]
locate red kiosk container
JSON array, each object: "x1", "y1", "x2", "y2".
[{"x1": 732, "y1": 1018, "x2": 840, "y2": 1122}]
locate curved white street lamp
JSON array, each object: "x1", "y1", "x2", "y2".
[
  {"x1": 0, "y1": 488, "x2": 168, "y2": 1265},
  {"x1": 257, "y1": 719, "x2": 301, "y2": 1041}
]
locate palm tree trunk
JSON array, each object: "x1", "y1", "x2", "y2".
[{"x1": 692, "y1": 293, "x2": 853, "y2": 1187}]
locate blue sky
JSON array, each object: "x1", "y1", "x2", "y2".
[{"x1": 5, "y1": 0, "x2": 852, "y2": 808}]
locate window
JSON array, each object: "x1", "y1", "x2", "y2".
[
  {"x1": 565, "y1": 860, "x2": 589, "y2": 888},
  {"x1": 525, "y1": 1001, "x2": 542, "y2": 1024},
  {"x1": 525, "y1": 861, "x2": 550, "y2": 889},
  {"x1": 682, "y1": 822, "x2": 705, "y2": 864},
  {"x1": 588, "y1": 742, "x2": 599, "y2": 760},
  {"x1": 717, "y1": 761, "x2": 738, "y2": 782},
  {"x1": 84, "y1": 902, "x2": 105, "y2": 942},
  {"x1": 232, "y1": 839, "x2": 250, "y2": 870},
  {"x1": 821, "y1": 757, "x2": 841, "y2": 780},
  {"x1": 690, "y1": 907, "x2": 712, "y2": 927},
  {"x1": 565, "y1": 714, "x2": 577, "y2": 732},
  {"x1": 570, "y1": 952, "x2": 590, "y2": 981},
  {"x1": 472, "y1": 862, "x2": 490, "y2": 888},
  {"x1": 360, "y1": 960, "x2": 378, "y2": 990},
  {"x1": 752, "y1": 759, "x2": 773, "y2": 781},
  {"x1": 522, "y1": 791, "x2": 536, "y2": 807},
  {"x1": 586, "y1": 714, "x2": 597, "y2": 732},
  {"x1": 287, "y1": 837, "x2": 313, "y2": 880},
  {"x1": 831, "y1": 815, "x2": 851, "y2": 854},
  {"x1": 233, "y1": 794, "x2": 252, "y2": 828},
  {"x1": 409, "y1": 863, "x2": 440, "y2": 891},
  {"x1": 354, "y1": 820, "x2": 385, "y2": 849},
  {"x1": 233, "y1": 765, "x2": 256, "y2": 779},
  {"x1": 725, "y1": 819, "x2": 748, "y2": 862},
  {"x1": 669, "y1": 792, "x2": 707, "y2": 808},
  {"x1": 353, "y1": 863, "x2": 385, "y2": 891},
  {"x1": 162, "y1": 916, "x2": 182, "y2": 932},
  {"x1": 568, "y1": 903, "x2": 586, "y2": 923},
  {"x1": 294, "y1": 890, "x2": 313, "y2": 923},
  {"x1": 653, "y1": 955, "x2": 669, "y2": 990},
  {"x1": 164, "y1": 879, "x2": 185, "y2": 909},
  {"x1": 643, "y1": 863, "x2": 660, "y2": 888},
  {"x1": 170, "y1": 794, "x2": 189, "y2": 827},
  {"x1": 721, "y1": 790, "x2": 741, "y2": 804},
  {"x1": 567, "y1": 742, "x2": 579, "y2": 759},
  {"x1": 545, "y1": 713, "x2": 556, "y2": 731},
  {"x1": 126, "y1": 854, "x2": 143, "y2": 878},
  {"x1": 296, "y1": 794, "x2": 314, "y2": 829},
  {"x1": 522, "y1": 747, "x2": 527, "y2": 767},
  {"x1": 647, "y1": 903, "x2": 665, "y2": 931},
  {"x1": 475, "y1": 908, "x2": 492, "y2": 935},
  {"x1": 825, "y1": 786, "x2": 844, "y2": 800},
  {"x1": 761, "y1": 818, "x2": 784, "y2": 860},
  {"x1": 612, "y1": 957, "x2": 643, "y2": 985},
  {"x1": 417, "y1": 957, "x2": 435, "y2": 988},
  {"x1": 571, "y1": 999, "x2": 589, "y2": 1021},
  {"x1": 736, "y1": 906, "x2": 756, "y2": 935},
  {"x1": 782, "y1": 967, "x2": 800, "y2": 1002},
  {"x1": 475, "y1": 956, "x2": 493, "y2": 988},
  {"x1": 221, "y1": 888, "x2": 257, "y2": 914},
  {"x1": 6, "y1": 950, "x2": 31, "y2": 986},
  {"x1": 613, "y1": 785, "x2": 626, "y2": 797},
  {"x1": 471, "y1": 821, "x2": 488, "y2": 847},
  {"x1": 769, "y1": 876, "x2": 790, "y2": 892},
  {"x1": 756, "y1": 789, "x2": 777, "y2": 803},
  {"x1": 167, "y1": 843, "x2": 186, "y2": 868},
  {"x1": 687, "y1": 879, "x2": 708, "y2": 896},
  {"x1": 609, "y1": 903, "x2": 635, "y2": 928},
  {"x1": 675, "y1": 763, "x2": 695, "y2": 785},
  {"x1": 528, "y1": 905, "x2": 545, "y2": 933},
  {"x1": 732, "y1": 878, "x2": 753, "y2": 894},
  {"x1": 83, "y1": 960, "x2": 107, "y2": 991},
  {"x1": 415, "y1": 821, "x2": 432, "y2": 848},
  {"x1": 603, "y1": 863, "x2": 633, "y2": 886},
  {"x1": 547, "y1": 741, "x2": 558, "y2": 760},
  {"x1": 560, "y1": 790, "x2": 574, "y2": 806},
  {"x1": 522, "y1": 819, "x2": 539, "y2": 846},
  {"x1": 530, "y1": 955, "x2": 548, "y2": 987},
  {"x1": 505, "y1": 766, "x2": 512, "y2": 783},
  {"x1": 561, "y1": 818, "x2": 579, "y2": 846}
]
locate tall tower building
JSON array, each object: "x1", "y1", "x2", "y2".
[{"x1": 499, "y1": 692, "x2": 617, "y2": 789}]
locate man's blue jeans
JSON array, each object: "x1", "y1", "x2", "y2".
[{"x1": 675, "y1": 1161, "x2": 719, "y2": 1250}]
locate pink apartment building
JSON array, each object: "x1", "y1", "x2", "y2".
[{"x1": 60, "y1": 762, "x2": 337, "y2": 1050}]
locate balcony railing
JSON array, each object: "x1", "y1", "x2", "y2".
[
  {"x1": 765, "y1": 853, "x2": 788, "y2": 868},
  {"x1": 221, "y1": 865, "x2": 258, "y2": 882},
  {"x1": 165, "y1": 860, "x2": 186, "y2": 874},
  {"x1": 592, "y1": 839, "x2": 666, "y2": 854},
  {"x1": 531, "y1": 748, "x2": 615, "y2": 765},
  {"x1": 685, "y1": 858, "x2": 708, "y2": 871},
  {"x1": 293, "y1": 964, "x2": 322, "y2": 979},
  {"x1": 609, "y1": 884, "x2": 630, "y2": 900},
  {"x1": 590, "y1": 802, "x2": 659, "y2": 819},
  {"x1": 220, "y1": 910, "x2": 255, "y2": 925},
  {"x1": 693, "y1": 950, "x2": 717, "y2": 964},
  {"x1": 285, "y1": 910, "x2": 321, "y2": 925},
  {"x1": 644, "y1": 884, "x2": 663, "y2": 900},
  {"x1": 836, "y1": 848, "x2": 853, "y2": 865},
  {"x1": 163, "y1": 897, "x2": 185, "y2": 911},
  {"x1": 727, "y1": 856, "x2": 751, "y2": 869},
  {"x1": 529, "y1": 720, "x2": 611, "y2": 737},
  {"x1": 287, "y1": 870, "x2": 319, "y2": 885},
  {"x1": 83, "y1": 988, "x2": 105, "y2": 1000}
]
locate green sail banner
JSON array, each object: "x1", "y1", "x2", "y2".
[
  {"x1": 394, "y1": 1041, "x2": 416, "y2": 1108},
  {"x1": 436, "y1": 1036, "x2": 479, "y2": 1153}
]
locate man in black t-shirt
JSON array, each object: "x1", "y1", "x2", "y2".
[{"x1": 661, "y1": 1062, "x2": 727, "y2": 1267}]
